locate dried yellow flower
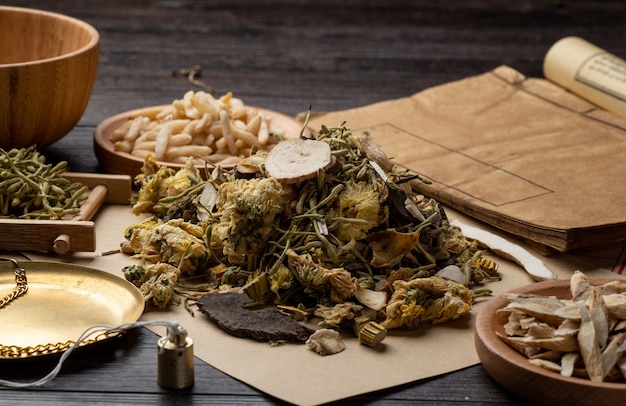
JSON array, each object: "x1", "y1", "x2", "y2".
[
  {"x1": 382, "y1": 277, "x2": 473, "y2": 329},
  {"x1": 335, "y1": 180, "x2": 382, "y2": 242}
]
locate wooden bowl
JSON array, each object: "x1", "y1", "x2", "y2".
[
  {"x1": 94, "y1": 105, "x2": 306, "y2": 178},
  {"x1": 475, "y1": 278, "x2": 626, "y2": 406},
  {"x1": 0, "y1": 7, "x2": 99, "y2": 150}
]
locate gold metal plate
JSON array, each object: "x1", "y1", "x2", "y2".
[{"x1": 0, "y1": 261, "x2": 144, "y2": 359}]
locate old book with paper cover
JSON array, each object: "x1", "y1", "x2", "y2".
[{"x1": 305, "y1": 37, "x2": 626, "y2": 254}]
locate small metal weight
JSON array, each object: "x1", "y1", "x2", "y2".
[{"x1": 157, "y1": 326, "x2": 194, "y2": 389}]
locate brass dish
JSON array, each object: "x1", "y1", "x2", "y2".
[
  {"x1": 0, "y1": 261, "x2": 144, "y2": 359},
  {"x1": 474, "y1": 278, "x2": 626, "y2": 406},
  {"x1": 94, "y1": 105, "x2": 305, "y2": 178}
]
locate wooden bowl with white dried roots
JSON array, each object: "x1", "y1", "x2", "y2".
[
  {"x1": 475, "y1": 277, "x2": 626, "y2": 406},
  {"x1": 94, "y1": 98, "x2": 307, "y2": 178}
]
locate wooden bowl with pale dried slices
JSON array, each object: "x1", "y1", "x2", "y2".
[
  {"x1": 94, "y1": 91, "x2": 306, "y2": 178},
  {"x1": 475, "y1": 270, "x2": 626, "y2": 406}
]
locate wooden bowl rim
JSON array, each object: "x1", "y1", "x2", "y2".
[
  {"x1": 93, "y1": 104, "x2": 306, "y2": 177},
  {"x1": 0, "y1": 6, "x2": 99, "y2": 67},
  {"x1": 475, "y1": 277, "x2": 626, "y2": 391}
]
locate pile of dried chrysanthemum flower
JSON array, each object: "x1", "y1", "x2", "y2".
[
  {"x1": 497, "y1": 270, "x2": 626, "y2": 382},
  {"x1": 122, "y1": 123, "x2": 502, "y2": 352}
]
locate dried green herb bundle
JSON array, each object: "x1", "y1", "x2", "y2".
[{"x1": 0, "y1": 146, "x2": 87, "y2": 219}]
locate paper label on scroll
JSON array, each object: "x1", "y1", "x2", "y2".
[
  {"x1": 544, "y1": 36, "x2": 626, "y2": 117},
  {"x1": 575, "y1": 52, "x2": 626, "y2": 101}
]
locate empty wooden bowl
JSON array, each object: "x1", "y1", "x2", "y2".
[
  {"x1": 475, "y1": 278, "x2": 626, "y2": 406},
  {"x1": 0, "y1": 6, "x2": 99, "y2": 150}
]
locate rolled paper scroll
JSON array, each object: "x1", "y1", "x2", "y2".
[{"x1": 544, "y1": 36, "x2": 626, "y2": 118}]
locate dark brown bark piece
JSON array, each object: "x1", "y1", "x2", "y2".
[{"x1": 197, "y1": 292, "x2": 313, "y2": 342}]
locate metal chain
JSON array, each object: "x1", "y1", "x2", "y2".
[
  {"x1": 0, "y1": 258, "x2": 121, "y2": 359},
  {"x1": 0, "y1": 331, "x2": 121, "y2": 359},
  {"x1": 0, "y1": 341, "x2": 78, "y2": 358},
  {"x1": 0, "y1": 259, "x2": 28, "y2": 309}
]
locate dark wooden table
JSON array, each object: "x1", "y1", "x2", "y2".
[{"x1": 2, "y1": 1, "x2": 625, "y2": 404}]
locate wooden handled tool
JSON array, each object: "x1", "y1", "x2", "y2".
[
  {"x1": 53, "y1": 184, "x2": 110, "y2": 254},
  {"x1": 0, "y1": 173, "x2": 132, "y2": 254}
]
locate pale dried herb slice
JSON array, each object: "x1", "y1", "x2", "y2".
[
  {"x1": 264, "y1": 138, "x2": 334, "y2": 184},
  {"x1": 577, "y1": 298, "x2": 604, "y2": 382}
]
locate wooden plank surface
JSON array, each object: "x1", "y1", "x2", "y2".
[
  {"x1": 0, "y1": 328, "x2": 524, "y2": 405},
  {"x1": 1, "y1": 0, "x2": 625, "y2": 404}
]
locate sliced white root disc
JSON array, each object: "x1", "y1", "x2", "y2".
[{"x1": 265, "y1": 138, "x2": 333, "y2": 183}]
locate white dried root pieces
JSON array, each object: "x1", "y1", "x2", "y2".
[
  {"x1": 306, "y1": 328, "x2": 345, "y2": 356},
  {"x1": 109, "y1": 90, "x2": 284, "y2": 166},
  {"x1": 353, "y1": 284, "x2": 388, "y2": 311},
  {"x1": 264, "y1": 137, "x2": 334, "y2": 184},
  {"x1": 498, "y1": 270, "x2": 626, "y2": 382},
  {"x1": 451, "y1": 220, "x2": 557, "y2": 282}
]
